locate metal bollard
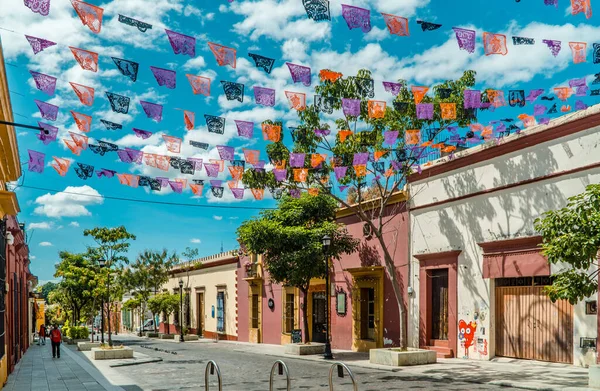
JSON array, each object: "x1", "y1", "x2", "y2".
[
  {"x1": 204, "y1": 360, "x2": 223, "y2": 391},
  {"x1": 328, "y1": 362, "x2": 358, "y2": 391},
  {"x1": 269, "y1": 360, "x2": 291, "y2": 391}
]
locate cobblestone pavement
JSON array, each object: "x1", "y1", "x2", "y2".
[
  {"x1": 108, "y1": 336, "x2": 510, "y2": 391},
  {"x1": 4, "y1": 343, "x2": 110, "y2": 391}
]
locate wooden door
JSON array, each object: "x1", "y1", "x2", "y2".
[
  {"x1": 431, "y1": 269, "x2": 449, "y2": 341},
  {"x1": 495, "y1": 284, "x2": 573, "y2": 363},
  {"x1": 196, "y1": 292, "x2": 204, "y2": 337},
  {"x1": 312, "y1": 292, "x2": 326, "y2": 343}
]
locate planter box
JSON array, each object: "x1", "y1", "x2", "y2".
[
  {"x1": 145, "y1": 332, "x2": 159, "y2": 338},
  {"x1": 91, "y1": 347, "x2": 134, "y2": 360},
  {"x1": 369, "y1": 348, "x2": 437, "y2": 366},
  {"x1": 65, "y1": 338, "x2": 89, "y2": 345},
  {"x1": 159, "y1": 334, "x2": 175, "y2": 339},
  {"x1": 77, "y1": 342, "x2": 101, "y2": 351},
  {"x1": 285, "y1": 343, "x2": 325, "y2": 356},
  {"x1": 184, "y1": 335, "x2": 199, "y2": 341},
  {"x1": 590, "y1": 364, "x2": 600, "y2": 389}
]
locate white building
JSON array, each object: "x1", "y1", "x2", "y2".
[{"x1": 407, "y1": 105, "x2": 600, "y2": 366}]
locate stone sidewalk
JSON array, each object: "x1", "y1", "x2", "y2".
[{"x1": 4, "y1": 342, "x2": 125, "y2": 391}]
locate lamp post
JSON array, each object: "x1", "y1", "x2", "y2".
[
  {"x1": 106, "y1": 269, "x2": 113, "y2": 347},
  {"x1": 98, "y1": 259, "x2": 106, "y2": 344},
  {"x1": 321, "y1": 235, "x2": 333, "y2": 360},
  {"x1": 178, "y1": 278, "x2": 184, "y2": 343}
]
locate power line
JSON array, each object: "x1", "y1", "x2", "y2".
[{"x1": 18, "y1": 184, "x2": 276, "y2": 211}]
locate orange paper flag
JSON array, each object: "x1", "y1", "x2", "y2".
[
  {"x1": 71, "y1": 0, "x2": 104, "y2": 34},
  {"x1": 228, "y1": 166, "x2": 244, "y2": 180},
  {"x1": 293, "y1": 168, "x2": 308, "y2": 183},
  {"x1": 51, "y1": 157, "x2": 71, "y2": 176},
  {"x1": 162, "y1": 135, "x2": 182, "y2": 154},
  {"x1": 262, "y1": 124, "x2": 281, "y2": 142},
  {"x1": 184, "y1": 110, "x2": 195, "y2": 130},
  {"x1": 190, "y1": 184, "x2": 204, "y2": 196},
  {"x1": 338, "y1": 130, "x2": 353, "y2": 142},
  {"x1": 285, "y1": 91, "x2": 306, "y2": 111},
  {"x1": 155, "y1": 155, "x2": 171, "y2": 171},
  {"x1": 186, "y1": 74, "x2": 211, "y2": 96},
  {"x1": 368, "y1": 100, "x2": 386, "y2": 118},
  {"x1": 354, "y1": 164, "x2": 367, "y2": 177},
  {"x1": 71, "y1": 111, "x2": 92, "y2": 133},
  {"x1": 117, "y1": 173, "x2": 139, "y2": 188},
  {"x1": 439, "y1": 103, "x2": 456, "y2": 120},
  {"x1": 554, "y1": 87, "x2": 573, "y2": 101},
  {"x1": 69, "y1": 47, "x2": 98, "y2": 72},
  {"x1": 209, "y1": 159, "x2": 224, "y2": 172},
  {"x1": 487, "y1": 90, "x2": 506, "y2": 107},
  {"x1": 518, "y1": 113, "x2": 537, "y2": 128},
  {"x1": 251, "y1": 188, "x2": 265, "y2": 200},
  {"x1": 319, "y1": 69, "x2": 343, "y2": 83},
  {"x1": 411, "y1": 86, "x2": 429, "y2": 104},
  {"x1": 308, "y1": 188, "x2": 320, "y2": 196},
  {"x1": 374, "y1": 150, "x2": 387, "y2": 161},
  {"x1": 569, "y1": 42, "x2": 587, "y2": 63},
  {"x1": 63, "y1": 139, "x2": 83, "y2": 156},
  {"x1": 243, "y1": 149, "x2": 260, "y2": 165},
  {"x1": 483, "y1": 32, "x2": 508, "y2": 56},
  {"x1": 311, "y1": 154, "x2": 326, "y2": 168},
  {"x1": 70, "y1": 82, "x2": 94, "y2": 106},
  {"x1": 405, "y1": 129, "x2": 421, "y2": 145}
]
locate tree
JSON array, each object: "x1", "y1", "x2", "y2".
[
  {"x1": 148, "y1": 292, "x2": 179, "y2": 334},
  {"x1": 52, "y1": 251, "x2": 100, "y2": 324},
  {"x1": 242, "y1": 69, "x2": 479, "y2": 348},
  {"x1": 35, "y1": 281, "x2": 58, "y2": 303},
  {"x1": 534, "y1": 184, "x2": 600, "y2": 304},
  {"x1": 238, "y1": 193, "x2": 358, "y2": 343}
]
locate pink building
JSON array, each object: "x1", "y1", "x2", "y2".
[{"x1": 237, "y1": 193, "x2": 409, "y2": 351}]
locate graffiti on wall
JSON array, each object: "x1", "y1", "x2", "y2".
[{"x1": 458, "y1": 320, "x2": 477, "y2": 358}]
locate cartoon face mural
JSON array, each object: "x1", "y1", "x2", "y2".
[{"x1": 458, "y1": 320, "x2": 477, "y2": 357}]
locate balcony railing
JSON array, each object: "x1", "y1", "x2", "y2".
[{"x1": 245, "y1": 263, "x2": 260, "y2": 278}]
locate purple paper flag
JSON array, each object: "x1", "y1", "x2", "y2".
[
  {"x1": 37, "y1": 122, "x2": 58, "y2": 145},
  {"x1": 382, "y1": 81, "x2": 402, "y2": 96},
  {"x1": 273, "y1": 169, "x2": 287, "y2": 182},
  {"x1": 217, "y1": 145, "x2": 235, "y2": 161},
  {"x1": 342, "y1": 98, "x2": 361, "y2": 116},
  {"x1": 210, "y1": 180, "x2": 222, "y2": 187},
  {"x1": 34, "y1": 99, "x2": 58, "y2": 121},
  {"x1": 575, "y1": 85, "x2": 589, "y2": 96},
  {"x1": 544, "y1": 0, "x2": 558, "y2": 7},
  {"x1": 464, "y1": 90, "x2": 481, "y2": 109},
  {"x1": 165, "y1": 29, "x2": 195, "y2": 58},
  {"x1": 117, "y1": 149, "x2": 133, "y2": 163},
  {"x1": 253, "y1": 86, "x2": 275, "y2": 106},
  {"x1": 168, "y1": 181, "x2": 184, "y2": 194},
  {"x1": 314, "y1": 129, "x2": 330, "y2": 137},
  {"x1": 384, "y1": 130, "x2": 399, "y2": 146},
  {"x1": 575, "y1": 100, "x2": 588, "y2": 111},
  {"x1": 29, "y1": 71, "x2": 56, "y2": 95},
  {"x1": 339, "y1": 186, "x2": 349, "y2": 192},
  {"x1": 534, "y1": 104, "x2": 547, "y2": 116},
  {"x1": 96, "y1": 168, "x2": 116, "y2": 178},
  {"x1": 25, "y1": 35, "x2": 56, "y2": 54},
  {"x1": 539, "y1": 117, "x2": 551, "y2": 125},
  {"x1": 289, "y1": 189, "x2": 301, "y2": 198},
  {"x1": 526, "y1": 89, "x2": 544, "y2": 103},
  {"x1": 205, "y1": 163, "x2": 220, "y2": 177},
  {"x1": 569, "y1": 77, "x2": 587, "y2": 87},
  {"x1": 286, "y1": 63, "x2": 311, "y2": 87},
  {"x1": 231, "y1": 188, "x2": 245, "y2": 199},
  {"x1": 126, "y1": 148, "x2": 143, "y2": 164},
  {"x1": 156, "y1": 177, "x2": 169, "y2": 187},
  {"x1": 289, "y1": 153, "x2": 306, "y2": 168},
  {"x1": 133, "y1": 128, "x2": 153, "y2": 139},
  {"x1": 150, "y1": 66, "x2": 176, "y2": 89},
  {"x1": 235, "y1": 120, "x2": 254, "y2": 138},
  {"x1": 24, "y1": 0, "x2": 50, "y2": 16},
  {"x1": 140, "y1": 101, "x2": 163, "y2": 122},
  {"x1": 543, "y1": 39, "x2": 561, "y2": 57},
  {"x1": 188, "y1": 158, "x2": 203, "y2": 171},
  {"x1": 334, "y1": 166, "x2": 348, "y2": 181},
  {"x1": 353, "y1": 153, "x2": 369, "y2": 165},
  {"x1": 254, "y1": 160, "x2": 266, "y2": 169},
  {"x1": 27, "y1": 150, "x2": 45, "y2": 173},
  {"x1": 452, "y1": 27, "x2": 476, "y2": 54},
  {"x1": 416, "y1": 103, "x2": 434, "y2": 120},
  {"x1": 341, "y1": 4, "x2": 371, "y2": 33}
]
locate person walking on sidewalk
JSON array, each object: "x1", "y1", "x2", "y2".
[
  {"x1": 50, "y1": 324, "x2": 62, "y2": 358},
  {"x1": 38, "y1": 324, "x2": 46, "y2": 345}
]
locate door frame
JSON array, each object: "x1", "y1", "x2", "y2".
[
  {"x1": 415, "y1": 250, "x2": 460, "y2": 356},
  {"x1": 311, "y1": 291, "x2": 327, "y2": 343},
  {"x1": 195, "y1": 289, "x2": 205, "y2": 337}
]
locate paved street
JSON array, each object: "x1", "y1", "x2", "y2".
[{"x1": 105, "y1": 335, "x2": 511, "y2": 391}]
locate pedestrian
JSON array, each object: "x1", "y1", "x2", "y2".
[
  {"x1": 38, "y1": 324, "x2": 46, "y2": 345},
  {"x1": 50, "y1": 324, "x2": 62, "y2": 359}
]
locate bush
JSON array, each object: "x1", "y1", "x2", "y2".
[{"x1": 65, "y1": 326, "x2": 89, "y2": 340}]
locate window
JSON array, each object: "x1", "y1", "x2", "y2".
[
  {"x1": 216, "y1": 291, "x2": 225, "y2": 333},
  {"x1": 251, "y1": 294, "x2": 259, "y2": 329},
  {"x1": 359, "y1": 288, "x2": 375, "y2": 340},
  {"x1": 284, "y1": 293, "x2": 295, "y2": 333}
]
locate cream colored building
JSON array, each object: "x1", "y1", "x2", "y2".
[{"x1": 161, "y1": 251, "x2": 238, "y2": 340}]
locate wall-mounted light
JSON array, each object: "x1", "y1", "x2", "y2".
[{"x1": 6, "y1": 231, "x2": 14, "y2": 246}]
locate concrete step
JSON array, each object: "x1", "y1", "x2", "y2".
[{"x1": 423, "y1": 345, "x2": 454, "y2": 358}]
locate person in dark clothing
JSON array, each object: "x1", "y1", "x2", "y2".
[
  {"x1": 38, "y1": 324, "x2": 46, "y2": 345},
  {"x1": 50, "y1": 324, "x2": 62, "y2": 358}
]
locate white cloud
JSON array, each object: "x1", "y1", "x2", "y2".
[
  {"x1": 30, "y1": 256, "x2": 37, "y2": 260},
  {"x1": 213, "y1": 215, "x2": 223, "y2": 220},
  {"x1": 183, "y1": 56, "x2": 207, "y2": 71},
  {"x1": 229, "y1": 216, "x2": 239, "y2": 220},
  {"x1": 190, "y1": 238, "x2": 201, "y2": 243},
  {"x1": 28, "y1": 222, "x2": 53, "y2": 230},
  {"x1": 69, "y1": 221, "x2": 80, "y2": 227},
  {"x1": 39, "y1": 242, "x2": 53, "y2": 247},
  {"x1": 33, "y1": 185, "x2": 104, "y2": 218},
  {"x1": 363, "y1": 26, "x2": 390, "y2": 42}
]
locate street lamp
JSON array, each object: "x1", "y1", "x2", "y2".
[
  {"x1": 178, "y1": 278, "x2": 184, "y2": 343},
  {"x1": 321, "y1": 235, "x2": 333, "y2": 360},
  {"x1": 98, "y1": 259, "x2": 106, "y2": 344}
]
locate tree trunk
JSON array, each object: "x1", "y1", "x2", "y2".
[
  {"x1": 300, "y1": 287, "x2": 310, "y2": 344},
  {"x1": 375, "y1": 232, "x2": 407, "y2": 349}
]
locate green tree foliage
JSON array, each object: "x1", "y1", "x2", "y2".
[
  {"x1": 52, "y1": 251, "x2": 101, "y2": 324},
  {"x1": 84, "y1": 226, "x2": 136, "y2": 267},
  {"x1": 35, "y1": 281, "x2": 59, "y2": 303},
  {"x1": 534, "y1": 184, "x2": 600, "y2": 304},
  {"x1": 242, "y1": 70, "x2": 478, "y2": 348},
  {"x1": 148, "y1": 292, "x2": 180, "y2": 334},
  {"x1": 238, "y1": 193, "x2": 358, "y2": 342}
]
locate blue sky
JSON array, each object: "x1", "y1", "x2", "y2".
[{"x1": 1, "y1": 0, "x2": 599, "y2": 282}]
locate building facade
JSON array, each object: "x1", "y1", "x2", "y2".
[
  {"x1": 0, "y1": 42, "x2": 35, "y2": 387},
  {"x1": 407, "y1": 106, "x2": 600, "y2": 366},
  {"x1": 237, "y1": 194, "x2": 410, "y2": 351},
  {"x1": 159, "y1": 251, "x2": 238, "y2": 340}
]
